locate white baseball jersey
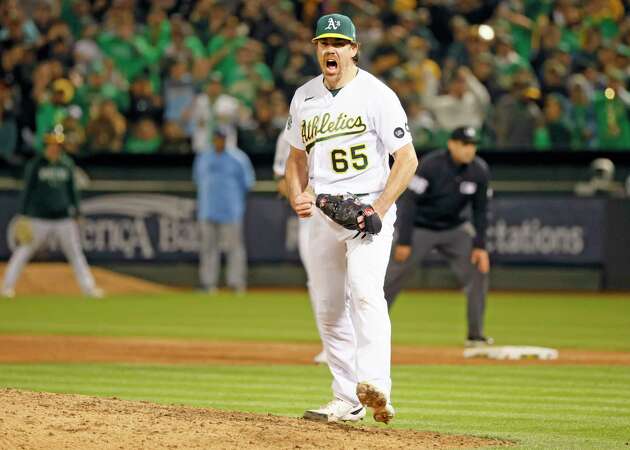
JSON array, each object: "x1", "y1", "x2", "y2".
[{"x1": 285, "y1": 69, "x2": 412, "y2": 195}]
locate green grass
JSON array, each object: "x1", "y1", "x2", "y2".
[
  {"x1": 0, "y1": 290, "x2": 629, "y2": 349},
  {"x1": 1, "y1": 290, "x2": 630, "y2": 449},
  {"x1": 0, "y1": 363, "x2": 628, "y2": 450}
]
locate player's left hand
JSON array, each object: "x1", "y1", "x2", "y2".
[{"x1": 471, "y1": 248, "x2": 490, "y2": 274}]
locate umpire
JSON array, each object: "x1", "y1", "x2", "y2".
[{"x1": 384, "y1": 126, "x2": 492, "y2": 347}]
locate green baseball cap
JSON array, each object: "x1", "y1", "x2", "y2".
[{"x1": 312, "y1": 13, "x2": 357, "y2": 42}]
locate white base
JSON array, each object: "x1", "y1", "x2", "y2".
[{"x1": 463, "y1": 346, "x2": 559, "y2": 360}]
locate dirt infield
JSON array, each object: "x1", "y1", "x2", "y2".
[
  {"x1": 0, "y1": 389, "x2": 509, "y2": 450},
  {"x1": 0, "y1": 263, "x2": 173, "y2": 295},
  {"x1": 1, "y1": 335, "x2": 629, "y2": 366}
]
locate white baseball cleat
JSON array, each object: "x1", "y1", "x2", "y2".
[
  {"x1": 1, "y1": 288, "x2": 15, "y2": 299},
  {"x1": 313, "y1": 350, "x2": 327, "y2": 364},
  {"x1": 356, "y1": 382, "x2": 395, "y2": 424},
  {"x1": 85, "y1": 287, "x2": 105, "y2": 299},
  {"x1": 303, "y1": 399, "x2": 366, "y2": 423}
]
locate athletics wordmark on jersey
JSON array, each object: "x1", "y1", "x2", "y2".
[{"x1": 301, "y1": 112, "x2": 367, "y2": 152}]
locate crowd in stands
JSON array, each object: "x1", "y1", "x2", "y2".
[{"x1": 1, "y1": 0, "x2": 629, "y2": 161}]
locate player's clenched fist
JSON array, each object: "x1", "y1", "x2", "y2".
[{"x1": 292, "y1": 191, "x2": 315, "y2": 218}]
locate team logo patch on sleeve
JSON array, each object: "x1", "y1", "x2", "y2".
[{"x1": 394, "y1": 127, "x2": 405, "y2": 138}]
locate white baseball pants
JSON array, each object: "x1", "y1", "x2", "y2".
[
  {"x1": 2, "y1": 218, "x2": 96, "y2": 294},
  {"x1": 307, "y1": 202, "x2": 396, "y2": 405}
]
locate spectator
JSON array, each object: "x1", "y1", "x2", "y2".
[
  {"x1": 444, "y1": 15, "x2": 471, "y2": 72},
  {"x1": 193, "y1": 128, "x2": 255, "y2": 294},
  {"x1": 133, "y1": 7, "x2": 171, "y2": 69},
  {"x1": 193, "y1": 72, "x2": 245, "y2": 148},
  {"x1": 0, "y1": 1, "x2": 628, "y2": 154},
  {"x1": 189, "y1": 0, "x2": 222, "y2": 43},
  {"x1": 61, "y1": 0, "x2": 96, "y2": 39},
  {"x1": 37, "y1": 20, "x2": 74, "y2": 66},
  {"x1": 534, "y1": 93, "x2": 573, "y2": 150},
  {"x1": 239, "y1": 0, "x2": 275, "y2": 44},
  {"x1": 72, "y1": 22, "x2": 103, "y2": 74},
  {"x1": 275, "y1": 37, "x2": 318, "y2": 98},
  {"x1": 59, "y1": 115, "x2": 86, "y2": 155},
  {"x1": 492, "y1": 70, "x2": 543, "y2": 148},
  {"x1": 540, "y1": 60, "x2": 569, "y2": 97},
  {"x1": 85, "y1": 99, "x2": 126, "y2": 152},
  {"x1": 404, "y1": 35, "x2": 441, "y2": 101},
  {"x1": 593, "y1": 69, "x2": 630, "y2": 150},
  {"x1": 162, "y1": 59, "x2": 195, "y2": 153},
  {"x1": 128, "y1": 76, "x2": 163, "y2": 127},
  {"x1": 207, "y1": 15, "x2": 247, "y2": 81},
  {"x1": 163, "y1": 14, "x2": 205, "y2": 66},
  {"x1": 75, "y1": 62, "x2": 129, "y2": 116},
  {"x1": 125, "y1": 118, "x2": 162, "y2": 154},
  {"x1": 97, "y1": 13, "x2": 146, "y2": 83},
  {"x1": 370, "y1": 25, "x2": 408, "y2": 77},
  {"x1": 35, "y1": 78, "x2": 84, "y2": 152},
  {"x1": 470, "y1": 52, "x2": 503, "y2": 101},
  {"x1": 424, "y1": 66, "x2": 490, "y2": 144},
  {"x1": 493, "y1": 32, "x2": 529, "y2": 83},
  {"x1": 405, "y1": 101, "x2": 436, "y2": 149},
  {"x1": 225, "y1": 40, "x2": 274, "y2": 109},
  {"x1": 567, "y1": 74, "x2": 597, "y2": 148},
  {"x1": 32, "y1": 2, "x2": 56, "y2": 37},
  {"x1": 238, "y1": 94, "x2": 281, "y2": 156}
]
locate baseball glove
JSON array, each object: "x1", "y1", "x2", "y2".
[
  {"x1": 315, "y1": 194, "x2": 382, "y2": 238},
  {"x1": 14, "y1": 216, "x2": 33, "y2": 245}
]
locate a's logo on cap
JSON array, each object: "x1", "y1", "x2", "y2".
[{"x1": 326, "y1": 17, "x2": 341, "y2": 30}]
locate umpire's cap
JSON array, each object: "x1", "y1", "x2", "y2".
[{"x1": 450, "y1": 126, "x2": 479, "y2": 145}]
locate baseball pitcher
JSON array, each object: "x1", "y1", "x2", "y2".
[{"x1": 285, "y1": 14, "x2": 418, "y2": 424}]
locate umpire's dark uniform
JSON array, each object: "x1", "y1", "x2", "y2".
[{"x1": 384, "y1": 126, "x2": 491, "y2": 344}]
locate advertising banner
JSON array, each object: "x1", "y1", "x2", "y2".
[{"x1": 0, "y1": 192, "x2": 606, "y2": 265}]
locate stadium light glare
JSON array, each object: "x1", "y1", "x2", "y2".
[{"x1": 478, "y1": 25, "x2": 495, "y2": 41}]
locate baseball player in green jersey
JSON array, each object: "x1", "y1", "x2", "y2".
[
  {"x1": 1, "y1": 129, "x2": 103, "y2": 299},
  {"x1": 286, "y1": 13, "x2": 418, "y2": 424}
]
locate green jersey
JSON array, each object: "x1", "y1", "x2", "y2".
[{"x1": 20, "y1": 154, "x2": 79, "y2": 219}]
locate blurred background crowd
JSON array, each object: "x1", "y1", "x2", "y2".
[{"x1": 0, "y1": 0, "x2": 629, "y2": 162}]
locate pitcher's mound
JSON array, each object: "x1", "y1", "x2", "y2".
[
  {"x1": 0, "y1": 389, "x2": 509, "y2": 450},
  {"x1": 0, "y1": 262, "x2": 172, "y2": 295}
]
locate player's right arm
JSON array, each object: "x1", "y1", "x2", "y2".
[
  {"x1": 284, "y1": 90, "x2": 314, "y2": 217},
  {"x1": 286, "y1": 147, "x2": 313, "y2": 218}
]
